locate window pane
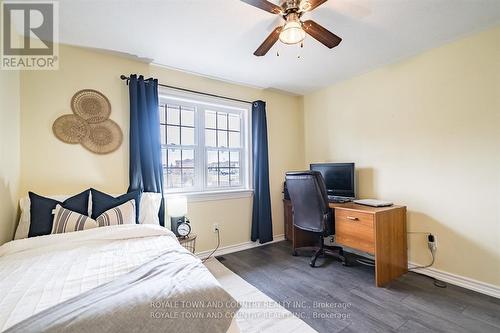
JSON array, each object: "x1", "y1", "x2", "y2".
[
  {"x1": 207, "y1": 150, "x2": 218, "y2": 168},
  {"x1": 229, "y1": 131, "x2": 240, "y2": 148},
  {"x1": 230, "y1": 151, "x2": 240, "y2": 167},
  {"x1": 167, "y1": 149, "x2": 181, "y2": 168},
  {"x1": 181, "y1": 127, "x2": 195, "y2": 145},
  {"x1": 219, "y1": 151, "x2": 229, "y2": 167},
  {"x1": 205, "y1": 129, "x2": 216, "y2": 147},
  {"x1": 166, "y1": 106, "x2": 180, "y2": 125},
  {"x1": 217, "y1": 130, "x2": 227, "y2": 147},
  {"x1": 167, "y1": 168, "x2": 182, "y2": 188},
  {"x1": 160, "y1": 125, "x2": 166, "y2": 145},
  {"x1": 159, "y1": 106, "x2": 166, "y2": 124},
  {"x1": 228, "y1": 114, "x2": 240, "y2": 131},
  {"x1": 162, "y1": 97, "x2": 247, "y2": 193},
  {"x1": 181, "y1": 108, "x2": 194, "y2": 127},
  {"x1": 207, "y1": 168, "x2": 218, "y2": 187},
  {"x1": 230, "y1": 168, "x2": 240, "y2": 186},
  {"x1": 217, "y1": 112, "x2": 228, "y2": 130},
  {"x1": 162, "y1": 149, "x2": 167, "y2": 166},
  {"x1": 167, "y1": 125, "x2": 180, "y2": 145},
  {"x1": 182, "y1": 169, "x2": 195, "y2": 187},
  {"x1": 219, "y1": 168, "x2": 230, "y2": 186},
  {"x1": 182, "y1": 149, "x2": 194, "y2": 167},
  {"x1": 205, "y1": 111, "x2": 216, "y2": 128}
]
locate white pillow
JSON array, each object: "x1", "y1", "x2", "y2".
[
  {"x1": 14, "y1": 197, "x2": 32, "y2": 240},
  {"x1": 14, "y1": 192, "x2": 162, "y2": 239},
  {"x1": 139, "y1": 192, "x2": 162, "y2": 225}
]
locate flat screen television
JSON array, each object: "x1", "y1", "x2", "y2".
[{"x1": 310, "y1": 163, "x2": 356, "y2": 199}]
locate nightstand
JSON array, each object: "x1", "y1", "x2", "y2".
[{"x1": 178, "y1": 234, "x2": 197, "y2": 254}]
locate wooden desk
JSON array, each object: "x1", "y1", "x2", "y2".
[{"x1": 283, "y1": 199, "x2": 408, "y2": 287}]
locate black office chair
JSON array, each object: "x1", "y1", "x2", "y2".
[{"x1": 285, "y1": 171, "x2": 345, "y2": 267}]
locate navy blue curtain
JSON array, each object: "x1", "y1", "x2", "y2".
[
  {"x1": 251, "y1": 100, "x2": 273, "y2": 243},
  {"x1": 127, "y1": 74, "x2": 165, "y2": 226}
]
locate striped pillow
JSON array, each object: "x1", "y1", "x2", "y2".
[
  {"x1": 96, "y1": 199, "x2": 136, "y2": 227},
  {"x1": 52, "y1": 205, "x2": 98, "y2": 234}
]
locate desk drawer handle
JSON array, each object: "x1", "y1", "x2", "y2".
[{"x1": 346, "y1": 216, "x2": 359, "y2": 221}]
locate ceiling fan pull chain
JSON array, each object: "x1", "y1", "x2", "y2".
[{"x1": 298, "y1": 41, "x2": 304, "y2": 59}]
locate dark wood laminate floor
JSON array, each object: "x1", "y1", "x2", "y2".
[{"x1": 218, "y1": 241, "x2": 500, "y2": 333}]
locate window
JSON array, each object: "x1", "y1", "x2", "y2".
[{"x1": 159, "y1": 88, "x2": 251, "y2": 196}]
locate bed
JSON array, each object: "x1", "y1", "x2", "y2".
[{"x1": 0, "y1": 224, "x2": 240, "y2": 332}]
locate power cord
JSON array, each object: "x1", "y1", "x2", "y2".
[
  {"x1": 409, "y1": 236, "x2": 436, "y2": 270},
  {"x1": 409, "y1": 246, "x2": 436, "y2": 271},
  {"x1": 408, "y1": 233, "x2": 447, "y2": 288},
  {"x1": 202, "y1": 228, "x2": 220, "y2": 263},
  {"x1": 356, "y1": 258, "x2": 375, "y2": 266}
]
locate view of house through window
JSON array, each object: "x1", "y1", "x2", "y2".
[
  {"x1": 205, "y1": 110, "x2": 242, "y2": 187},
  {"x1": 159, "y1": 91, "x2": 251, "y2": 194}
]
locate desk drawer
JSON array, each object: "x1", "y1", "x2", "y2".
[{"x1": 335, "y1": 210, "x2": 375, "y2": 254}]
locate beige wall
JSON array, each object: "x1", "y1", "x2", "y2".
[
  {"x1": 18, "y1": 44, "x2": 305, "y2": 252},
  {"x1": 10, "y1": 26, "x2": 498, "y2": 288},
  {"x1": 303, "y1": 26, "x2": 500, "y2": 286},
  {"x1": 0, "y1": 69, "x2": 21, "y2": 244}
]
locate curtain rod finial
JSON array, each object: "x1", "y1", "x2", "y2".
[{"x1": 120, "y1": 75, "x2": 128, "y2": 80}]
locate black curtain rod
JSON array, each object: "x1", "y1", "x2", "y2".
[{"x1": 120, "y1": 75, "x2": 253, "y2": 105}]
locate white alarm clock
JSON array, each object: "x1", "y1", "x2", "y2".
[
  {"x1": 171, "y1": 215, "x2": 191, "y2": 238},
  {"x1": 176, "y1": 218, "x2": 191, "y2": 238}
]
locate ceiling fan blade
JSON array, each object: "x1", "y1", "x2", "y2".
[
  {"x1": 302, "y1": 20, "x2": 342, "y2": 48},
  {"x1": 302, "y1": 0, "x2": 328, "y2": 11},
  {"x1": 254, "y1": 26, "x2": 282, "y2": 56},
  {"x1": 240, "y1": 0, "x2": 282, "y2": 14}
]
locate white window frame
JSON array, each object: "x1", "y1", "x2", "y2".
[{"x1": 159, "y1": 87, "x2": 253, "y2": 201}]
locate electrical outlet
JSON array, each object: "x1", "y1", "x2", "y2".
[
  {"x1": 212, "y1": 223, "x2": 220, "y2": 233},
  {"x1": 428, "y1": 234, "x2": 437, "y2": 251}
]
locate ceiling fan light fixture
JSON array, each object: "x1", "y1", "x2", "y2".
[
  {"x1": 279, "y1": 13, "x2": 305, "y2": 45},
  {"x1": 300, "y1": 0, "x2": 312, "y2": 12},
  {"x1": 249, "y1": 0, "x2": 341, "y2": 56}
]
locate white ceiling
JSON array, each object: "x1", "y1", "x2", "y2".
[{"x1": 53, "y1": 0, "x2": 500, "y2": 94}]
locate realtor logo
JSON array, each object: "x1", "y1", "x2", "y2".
[{"x1": 1, "y1": 1, "x2": 59, "y2": 70}]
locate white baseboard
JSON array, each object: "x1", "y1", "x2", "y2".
[
  {"x1": 409, "y1": 262, "x2": 500, "y2": 299},
  {"x1": 196, "y1": 234, "x2": 285, "y2": 259},
  {"x1": 197, "y1": 238, "x2": 499, "y2": 299}
]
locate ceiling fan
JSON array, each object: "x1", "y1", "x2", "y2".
[{"x1": 241, "y1": 0, "x2": 342, "y2": 56}]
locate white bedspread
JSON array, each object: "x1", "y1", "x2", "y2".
[{"x1": 0, "y1": 225, "x2": 199, "y2": 331}]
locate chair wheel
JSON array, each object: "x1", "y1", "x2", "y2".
[
  {"x1": 309, "y1": 260, "x2": 317, "y2": 267},
  {"x1": 292, "y1": 251, "x2": 298, "y2": 256}
]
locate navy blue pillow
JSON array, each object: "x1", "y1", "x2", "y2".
[
  {"x1": 28, "y1": 190, "x2": 90, "y2": 238},
  {"x1": 90, "y1": 189, "x2": 141, "y2": 223}
]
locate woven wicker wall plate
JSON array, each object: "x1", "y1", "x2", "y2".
[
  {"x1": 71, "y1": 89, "x2": 111, "y2": 124},
  {"x1": 81, "y1": 119, "x2": 123, "y2": 154},
  {"x1": 52, "y1": 115, "x2": 90, "y2": 144}
]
